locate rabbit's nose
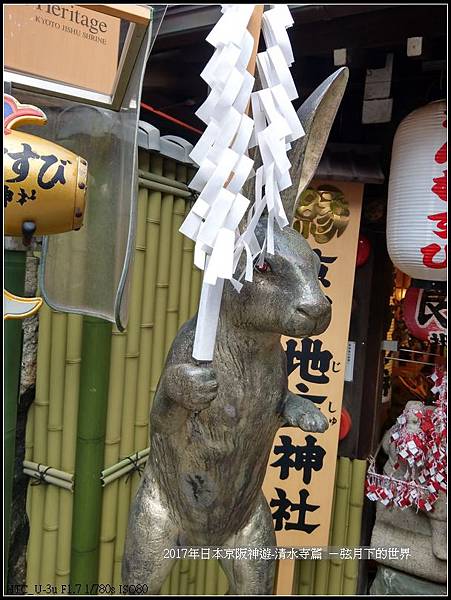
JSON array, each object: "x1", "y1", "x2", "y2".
[{"x1": 296, "y1": 299, "x2": 330, "y2": 320}]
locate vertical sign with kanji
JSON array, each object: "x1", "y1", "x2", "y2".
[{"x1": 263, "y1": 180, "x2": 363, "y2": 559}]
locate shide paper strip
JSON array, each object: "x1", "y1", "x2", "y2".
[
  {"x1": 181, "y1": 4, "x2": 258, "y2": 361},
  {"x1": 179, "y1": 4, "x2": 304, "y2": 361}
]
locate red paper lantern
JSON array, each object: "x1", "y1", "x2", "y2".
[
  {"x1": 339, "y1": 407, "x2": 352, "y2": 440},
  {"x1": 356, "y1": 235, "x2": 371, "y2": 267},
  {"x1": 387, "y1": 101, "x2": 447, "y2": 282},
  {"x1": 403, "y1": 286, "x2": 447, "y2": 344}
]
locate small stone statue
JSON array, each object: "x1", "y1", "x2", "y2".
[
  {"x1": 123, "y1": 68, "x2": 349, "y2": 595},
  {"x1": 370, "y1": 401, "x2": 447, "y2": 589}
]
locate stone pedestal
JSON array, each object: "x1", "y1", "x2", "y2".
[
  {"x1": 369, "y1": 565, "x2": 447, "y2": 596},
  {"x1": 370, "y1": 402, "x2": 447, "y2": 586},
  {"x1": 370, "y1": 499, "x2": 447, "y2": 583}
]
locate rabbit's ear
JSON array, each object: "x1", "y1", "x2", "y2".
[{"x1": 281, "y1": 67, "x2": 349, "y2": 224}]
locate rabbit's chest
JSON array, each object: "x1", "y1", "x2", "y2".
[
  {"x1": 188, "y1": 349, "x2": 285, "y2": 447},
  {"x1": 215, "y1": 349, "x2": 284, "y2": 416}
]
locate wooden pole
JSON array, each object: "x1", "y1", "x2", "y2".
[
  {"x1": 247, "y1": 5, "x2": 264, "y2": 76},
  {"x1": 225, "y1": 5, "x2": 264, "y2": 187}
]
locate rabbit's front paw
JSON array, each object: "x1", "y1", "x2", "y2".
[
  {"x1": 297, "y1": 409, "x2": 329, "y2": 433},
  {"x1": 167, "y1": 364, "x2": 218, "y2": 412},
  {"x1": 283, "y1": 394, "x2": 329, "y2": 433}
]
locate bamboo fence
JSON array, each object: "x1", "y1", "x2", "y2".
[
  {"x1": 25, "y1": 146, "x2": 367, "y2": 594},
  {"x1": 294, "y1": 457, "x2": 367, "y2": 596}
]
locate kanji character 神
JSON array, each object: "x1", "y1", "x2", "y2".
[{"x1": 271, "y1": 434, "x2": 326, "y2": 484}]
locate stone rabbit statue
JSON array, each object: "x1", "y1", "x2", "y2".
[
  {"x1": 370, "y1": 401, "x2": 447, "y2": 586},
  {"x1": 123, "y1": 67, "x2": 349, "y2": 595}
]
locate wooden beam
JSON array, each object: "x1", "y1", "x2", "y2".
[
  {"x1": 289, "y1": 6, "x2": 446, "y2": 57},
  {"x1": 77, "y1": 4, "x2": 150, "y2": 25},
  {"x1": 152, "y1": 5, "x2": 446, "y2": 55}
]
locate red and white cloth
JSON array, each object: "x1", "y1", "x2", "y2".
[{"x1": 366, "y1": 367, "x2": 447, "y2": 512}]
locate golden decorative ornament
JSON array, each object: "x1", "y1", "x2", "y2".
[
  {"x1": 3, "y1": 290, "x2": 43, "y2": 320},
  {"x1": 4, "y1": 94, "x2": 88, "y2": 319},
  {"x1": 4, "y1": 94, "x2": 88, "y2": 236},
  {"x1": 295, "y1": 185, "x2": 350, "y2": 243}
]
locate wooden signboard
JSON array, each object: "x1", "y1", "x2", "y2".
[
  {"x1": 262, "y1": 180, "x2": 363, "y2": 593},
  {"x1": 4, "y1": 4, "x2": 120, "y2": 95}
]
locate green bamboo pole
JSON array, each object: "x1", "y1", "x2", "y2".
[
  {"x1": 70, "y1": 316, "x2": 112, "y2": 591},
  {"x1": 26, "y1": 303, "x2": 52, "y2": 590},
  {"x1": 56, "y1": 314, "x2": 83, "y2": 588},
  {"x1": 25, "y1": 405, "x2": 34, "y2": 461},
  {"x1": 103, "y1": 465, "x2": 144, "y2": 488},
  {"x1": 161, "y1": 183, "x2": 189, "y2": 593},
  {"x1": 164, "y1": 167, "x2": 187, "y2": 355},
  {"x1": 135, "y1": 153, "x2": 163, "y2": 452},
  {"x1": 195, "y1": 555, "x2": 207, "y2": 595},
  {"x1": 204, "y1": 560, "x2": 219, "y2": 595},
  {"x1": 138, "y1": 177, "x2": 192, "y2": 198},
  {"x1": 297, "y1": 559, "x2": 316, "y2": 595},
  {"x1": 178, "y1": 560, "x2": 190, "y2": 595},
  {"x1": 102, "y1": 456, "x2": 147, "y2": 486},
  {"x1": 25, "y1": 404, "x2": 34, "y2": 523},
  {"x1": 160, "y1": 573, "x2": 171, "y2": 595},
  {"x1": 99, "y1": 479, "x2": 120, "y2": 591},
  {"x1": 112, "y1": 175, "x2": 148, "y2": 587},
  {"x1": 130, "y1": 151, "x2": 152, "y2": 501},
  {"x1": 99, "y1": 328, "x2": 127, "y2": 586},
  {"x1": 4, "y1": 249, "x2": 26, "y2": 572},
  {"x1": 138, "y1": 168, "x2": 190, "y2": 192},
  {"x1": 189, "y1": 263, "x2": 202, "y2": 319},
  {"x1": 169, "y1": 559, "x2": 181, "y2": 595},
  {"x1": 313, "y1": 465, "x2": 338, "y2": 596},
  {"x1": 112, "y1": 365, "x2": 140, "y2": 579},
  {"x1": 327, "y1": 457, "x2": 352, "y2": 595},
  {"x1": 40, "y1": 311, "x2": 67, "y2": 586},
  {"x1": 148, "y1": 158, "x2": 175, "y2": 420},
  {"x1": 23, "y1": 462, "x2": 73, "y2": 483},
  {"x1": 99, "y1": 477, "x2": 118, "y2": 587},
  {"x1": 216, "y1": 563, "x2": 229, "y2": 595},
  {"x1": 102, "y1": 449, "x2": 149, "y2": 479},
  {"x1": 146, "y1": 156, "x2": 176, "y2": 592},
  {"x1": 342, "y1": 460, "x2": 367, "y2": 595},
  {"x1": 23, "y1": 470, "x2": 72, "y2": 491},
  {"x1": 178, "y1": 203, "x2": 194, "y2": 328},
  {"x1": 185, "y1": 166, "x2": 199, "y2": 316},
  {"x1": 182, "y1": 169, "x2": 198, "y2": 320},
  {"x1": 312, "y1": 553, "x2": 331, "y2": 595},
  {"x1": 187, "y1": 559, "x2": 198, "y2": 595},
  {"x1": 189, "y1": 197, "x2": 203, "y2": 318}
]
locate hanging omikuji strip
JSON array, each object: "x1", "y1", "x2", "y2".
[{"x1": 179, "y1": 4, "x2": 305, "y2": 360}]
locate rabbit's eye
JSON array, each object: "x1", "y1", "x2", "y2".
[{"x1": 255, "y1": 260, "x2": 272, "y2": 274}]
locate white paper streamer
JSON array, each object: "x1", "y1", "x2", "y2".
[{"x1": 179, "y1": 4, "x2": 304, "y2": 361}]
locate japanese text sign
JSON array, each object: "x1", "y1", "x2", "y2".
[
  {"x1": 403, "y1": 287, "x2": 447, "y2": 346},
  {"x1": 5, "y1": 4, "x2": 120, "y2": 95},
  {"x1": 263, "y1": 180, "x2": 363, "y2": 547}
]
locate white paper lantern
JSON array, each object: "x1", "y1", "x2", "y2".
[{"x1": 387, "y1": 100, "x2": 447, "y2": 281}]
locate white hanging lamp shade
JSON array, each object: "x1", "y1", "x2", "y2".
[{"x1": 387, "y1": 100, "x2": 447, "y2": 282}]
